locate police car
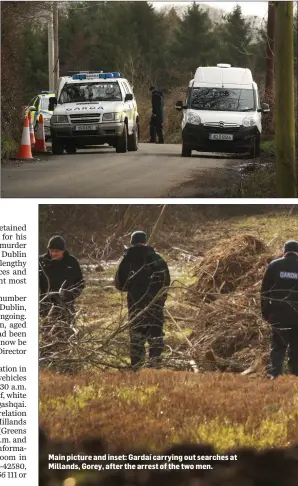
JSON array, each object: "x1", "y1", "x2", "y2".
[
  {"x1": 25, "y1": 91, "x2": 56, "y2": 140},
  {"x1": 49, "y1": 71, "x2": 140, "y2": 155}
]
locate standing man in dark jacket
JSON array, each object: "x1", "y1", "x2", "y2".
[
  {"x1": 261, "y1": 240, "x2": 298, "y2": 378},
  {"x1": 39, "y1": 235, "x2": 85, "y2": 322},
  {"x1": 115, "y1": 231, "x2": 170, "y2": 369},
  {"x1": 148, "y1": 85, "x2": 164, "y2": 144}
]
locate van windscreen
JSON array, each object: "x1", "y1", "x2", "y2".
[{"x1": 190, "y1": 87, "x2": 255, "y2": 112}]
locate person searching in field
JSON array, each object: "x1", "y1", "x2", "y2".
[
  {"x1": 39, "y1": 235, "x2": 85, "y2": 323},
  {"x1": 148, "y1": 85, "x2": 164, "y2": 144},
  {"x1": 115, "y1": 231, "x2": 171, "y2": 370},
  {"x1": 261, "y1": 240, "x2": 298, "y2": 379}
]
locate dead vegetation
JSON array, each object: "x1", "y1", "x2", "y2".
[{"x1": 172, "y1": 235, "x2": 276, "y2": 374}]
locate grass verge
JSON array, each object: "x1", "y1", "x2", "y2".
[{"x1": 40, "y1": 370, "x2": 298, "y2": 451}]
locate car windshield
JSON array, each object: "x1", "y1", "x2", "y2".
[
  {"x1": 190, "y1": 87, "x2": 255, "y2": 112},
  {"x1": 59, "y1": 82, "x2": 122, "y2": 103},
  {"x1": 40, "y1": 98, "x2": 51, "y2": 111}
]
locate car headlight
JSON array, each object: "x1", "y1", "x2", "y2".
[
  {"x1": 51, "y1": 115, "x2": 68, "y2": 124},
  {"x1": 186, "y1": 112, "x2": 201, "y2": 125},
  {"x1": 243, "y1": 117, "x2": 257, "y2": 127},
  {"x1": 102, "y1": 113, "x2": 121, "y2": 122}
]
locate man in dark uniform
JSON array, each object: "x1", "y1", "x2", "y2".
[
  {"x1": 148, "y1": 85, "x2": 164, "y2": 144},
  {"x1": 261, "y1": 240, "x2": 298, "y2": 378},
  {"x1": 115, "y1": 231, "x2": 170, "y2": 369},
  {"x1": 39, "y1": 235, "x2": 85, "y2": 322}
]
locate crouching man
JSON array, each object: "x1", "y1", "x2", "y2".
[{"x1": 115, "y1": 231, "x2": 171, "y2": 370}]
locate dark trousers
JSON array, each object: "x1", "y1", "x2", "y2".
[
  {"x1": 129, "y1": 304, "x2": 165, "y2": 369},
  {"x1": 149, "y1": 115, "x2": 164, "y2": 143},
  {"x1": 269, "y1": 323, "x2": 298, "y2": 376}
]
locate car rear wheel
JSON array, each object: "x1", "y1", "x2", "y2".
[
  {"x1": 182, "y1": 144, "x2": 192, "y2": 157},
  {"x1": 116, "y1": 124, "x2": 128, "y2": 153},
  {"x1": 51, "y1": 137, "x2": 64, "y2": 155}
]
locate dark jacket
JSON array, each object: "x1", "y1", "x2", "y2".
[
  {"x1": 39, "y1": 251, "x2": 85, "y2": 302},
  {"x1": 261, "y1": 253, "x2": 298, "y2": 325},
  {"x1": 152, "y1": 89, "x2": 164, "y2": 121},
  {"x1": 115, "y1": 245, "x2": 170, "y2": 310}
]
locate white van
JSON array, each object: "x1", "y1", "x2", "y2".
[{"x1": 175, "y1": 64, "x2": 269, "y2": 158}]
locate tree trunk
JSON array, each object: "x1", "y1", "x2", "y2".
[
  {"x1": 275, "y1": 1, "x2": 296, "y2": 197},
  {"x1": 265, "y1": 2, "x2": 275, "y2": 100}
]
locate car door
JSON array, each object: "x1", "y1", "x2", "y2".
[
  {"x1": 127, "y1": 81, "x2": 137, "y2": 123},
  {"x1": 122, "y1": 81, "x2": 133, "y2": 133}
]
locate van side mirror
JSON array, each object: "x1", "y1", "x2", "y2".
[
  {"x1": 49, "y1": 97, "x2": 57, "y2": 111},
  {"x1": 258, "y1": 102, "x2": 270, "y2": 114},
  {"x1": 175, "y1": 100, "x2": 186, "y2": 110},
  {"x1": 29, "y1": 106, "x2": 37, "y2": 112},
  {"x1": 125, "y1": 93, "x2": 133, "y2": 102}
]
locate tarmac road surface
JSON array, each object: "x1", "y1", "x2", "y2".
[{"x1": 1, "y1": 143, "x2": 251, "y2": 198}]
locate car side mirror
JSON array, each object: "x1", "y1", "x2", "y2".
[
  {"x1": 125, "y1": 93, "x2": 133, "y2": 102},
  {"x1": 49, "y1": 97, "x2": 57, "y2": 111},
  {"x1": 258, "y1": 102, "x2": 270, "y2": 114},
  {"x1": 29, "y1": 106, "x2": 37, "y2": 112}
]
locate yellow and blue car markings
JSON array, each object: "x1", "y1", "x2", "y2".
[{"x1": 25, "y1": 91, "x2": 55, "y2": 128}]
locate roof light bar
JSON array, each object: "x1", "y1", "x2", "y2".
[{"x1": 71, "y1": 72, "x2": 121, "y2": 80}]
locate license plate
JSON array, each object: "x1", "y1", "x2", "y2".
[
  {"x1": 209, "y1": 133, "x2": 233, "y2": 141},
  {"x1": 75, "y1": 125, "x2": 97, "y2": 131}
]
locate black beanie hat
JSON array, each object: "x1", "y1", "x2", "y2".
[
  {"x1": 47, "y1": 235, "x2": 66, "y2": 251},
  {"x1": 284, "y1": 240, "x2": 298, "y2": 254},
  {"x1": 130, "y1": 231, "x2": 147, "y2": 246}
]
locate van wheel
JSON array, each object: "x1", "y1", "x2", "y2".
[
  {"x1": 127, "y1": 124, "x2": 139, "y2": 151},
  {"x1": 116, "y1": 124, "x2": 128, "y2": 153},
  {"x1": 182, "y1": 144, "x2": 192, "y2": 157},
  {"x1": 65, "y1": 143, "x2": 77, "y2": 154},
  {"x1": 250, "y1": 136, "x2": 260, "y2": 158},
  {"x1": 51, "y1": 137, "x2": 64, "y2": 155}
]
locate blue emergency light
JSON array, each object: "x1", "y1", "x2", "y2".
[
  {"x1": 72, "y1": 74, "x2": 87, "y2": 80},
  {"x1": 71, "y1": 72, "x2": 121, "y2": 80}
]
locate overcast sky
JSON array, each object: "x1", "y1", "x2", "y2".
[{"x1": 153, "y1": 2, "x2": 269, "y2": 18}]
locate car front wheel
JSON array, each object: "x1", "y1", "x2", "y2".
[
  {"x1": 116, "y1": 124, "x2": 128, "y2": 153},
  {"x1": 182, "y1": 144, "x2": 192, "y2": 157},
  {"x1": 127, "y1": 123, "x2": 139, "y2": 151},
  {"x1": 51, "y1": 137, "x2": 64, "y2": 155},
  {"x1": 65, "y1": 143, "x2": 77, "y2": 154}
]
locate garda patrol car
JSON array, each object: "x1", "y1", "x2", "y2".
[
  {"x1": 49, "y1": 71, "x2": 140, "y2": 155},
  {"x1": 175, "y1": 64, "x2": 270, "y2": 158},
  {"x1": 26, "y1": 91, "x2": 56, "y2": 140}
]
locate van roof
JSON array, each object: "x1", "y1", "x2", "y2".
[{"x1": 193, "y1": 65, "x2": 253, "y2": 87}]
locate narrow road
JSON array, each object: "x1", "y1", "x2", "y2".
[{"x1": 1, "y1": 143, "x2": 250, "y2": 198}]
